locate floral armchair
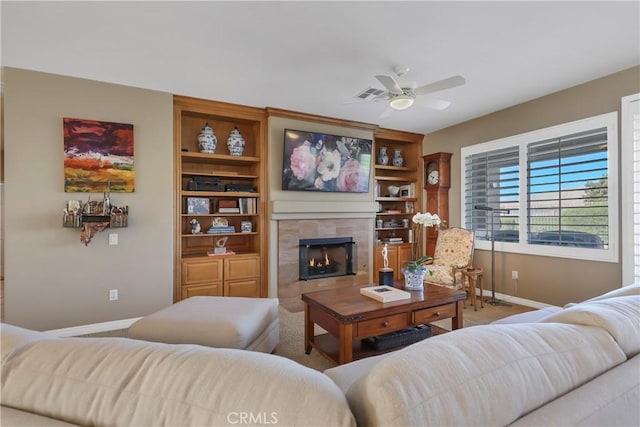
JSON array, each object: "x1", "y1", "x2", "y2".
[{"x1": 425, "y1": 227, "x2": 475, "y2": 289}]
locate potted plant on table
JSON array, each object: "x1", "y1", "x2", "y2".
[{"x1": 402, "y1": 212, "x2": 443, "y2": 291}]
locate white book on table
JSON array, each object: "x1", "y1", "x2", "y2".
[{"x1": 360, "y1": 285, "x2": 411, "y2": 303}]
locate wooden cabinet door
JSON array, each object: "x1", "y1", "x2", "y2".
[
  {"x1": 396, "y1": 244, "x2": 413, "y2": 280},
  {"x1": 182, "y1": 258, "x2": 223, "y2": 284},
  {"x1": 225, "y1": 278, "x2": 260, "y2": 298},
  {"x1": 224, "y1": 255, "x2": 260, "y2": 297},
  {"x1": 181, "y1": 282, "x2": 223, "y2": 299},
  {"x1": 224, "y1": 255, "x2": 259, "y2": 280}
]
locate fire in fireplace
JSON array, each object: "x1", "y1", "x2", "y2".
[{"x1": 299, "y1": 237, "x2": 356, "y2": 281}]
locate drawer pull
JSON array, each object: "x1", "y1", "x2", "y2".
[
  {"x1": 435, "y1": 312, "x2": 441, "y2": 317},
  {"x1": 382, "y1": 321, "x2": 389, "y2": 327}
]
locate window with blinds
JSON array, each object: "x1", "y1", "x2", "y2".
[
  {"x1": 462, "y1": 112, "x2": 618, "y2": 262},
  {"x1": 527, "y1": 128, "x2": 608, "y2": 249},
  {"x1": 464, "y1": 146, "x2": 520, "y2": 243}
]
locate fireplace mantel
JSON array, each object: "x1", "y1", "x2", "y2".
[{"x1": 270, "y1": 201, "x2": 377, "y2": 220}]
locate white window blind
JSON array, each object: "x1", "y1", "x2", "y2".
[
  {"x1": 527, "y1": 128, "x2": 609, "y2": 248},
  {"x1": 464, "y1": 146, "x2": 520, "y2": 243}
]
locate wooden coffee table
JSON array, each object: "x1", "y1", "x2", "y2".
[{"x1": 302, "y1": 282, "x2": 466, "y2": 365}]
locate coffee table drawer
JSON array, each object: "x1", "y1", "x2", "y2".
[
  {"x1": 413, "y1": 303, "x2": 455, "y2": 324},
  {"x1": 357, "y1": 313, "x2": 408, "y2": 338}
]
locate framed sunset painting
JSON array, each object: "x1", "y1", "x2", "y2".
[{"x1": 63, "y1": 118, "x2": 135, "y2": 192}]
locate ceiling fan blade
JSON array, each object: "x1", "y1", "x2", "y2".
[
  {"x1": 375, "y1": 75, "x2": 403, "y2": 94},
  {"x1": 420, "y1": 98, "x2": 452, "y2": 111},
  {"x1": 378, "y1": 106, "x2": 394, "y2": 119},
  {"x1": 414, "y1": 75, "x2": 465, "y2": 96}
]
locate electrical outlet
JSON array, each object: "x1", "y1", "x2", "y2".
[
  {"x1": 511, "y1": 270, "x2": 518, "y2": 280},
  {"x1": 109, "y1": 289, "x2": 118, "y2": 301},
  {"x1": 109, "y1": 233, "x2": 118, "y2": 246}
]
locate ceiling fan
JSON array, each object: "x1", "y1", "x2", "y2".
[{"x1": 354, "y1": 66, "x2": 466, "y2": 118}]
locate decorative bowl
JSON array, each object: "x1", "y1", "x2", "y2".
[{"x1": 388, "y1": 185, "x2": 400, "y2": 196}]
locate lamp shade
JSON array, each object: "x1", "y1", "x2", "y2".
[{"x1": 389, "y1": 95, "x2": 414, "y2": 111}]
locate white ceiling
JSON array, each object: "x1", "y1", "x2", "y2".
[{"x1": 2, "y1": 1, "x2": 639, "y2": 134}]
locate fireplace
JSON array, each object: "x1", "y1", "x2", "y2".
[{"x1": 299, "y1": 237, "x2": 356, "y2": 281}]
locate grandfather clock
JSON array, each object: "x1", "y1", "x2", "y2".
[{"x1": 423, "y1": 152, "x2": 452, "y2": 256}]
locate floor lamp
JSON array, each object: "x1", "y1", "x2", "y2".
[{"x1": 474, "y1": 205, "x2": 511, "y2": 306}]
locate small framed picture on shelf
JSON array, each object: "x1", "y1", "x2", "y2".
[
  {"x1": 405, "y1": 201, "x2": 415, "y2": 213},
  {"x1": 212, "y1": 217, "x2": 229, "y2": 227},
  {"x1": 187, "y1": 197, "x2": 210, "y2": 214},
  {"x1": 241, "y1": 221, "x2": 253, "y2": 233},
  {"x1": 399, "y1": 184, "x2": 412, "y2": 197}
]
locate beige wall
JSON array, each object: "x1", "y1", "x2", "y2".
[
  {"x1": 424, "y1": 66, "x2": 640, "y2": 306},
  {"x1": 3, "y1": 68, "x2": 174, "y2": 330}
]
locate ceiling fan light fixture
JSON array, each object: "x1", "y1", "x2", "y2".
[{"x1": 389, "y1": 95, "x2": 414, "y2": 111}]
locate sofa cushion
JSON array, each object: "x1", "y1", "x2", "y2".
[
  {"x1": 543, "y1": 295, "x2": 640, "y2": 358},
  {"x1": 1, "y1": 337, "x2": 355, "y2": 427},
  {"x1": 1, "y1": 323, "x2": 53, "y2": 363},
  {"x1": 345, "y1": 323, "x2": 626, "y2": 427},
  {"x1": 491, "y1": 306, "x2": 562, "y2": 325},
  {"x1": 0, "y1": 406, "x2": 79, "y2": 426},
  {"x1": 511, "y1": 354, "x2": 640, "y2": 426}
]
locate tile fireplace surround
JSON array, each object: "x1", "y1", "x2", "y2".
[{"x1": 277, "y1": 218, "x2": 372, "y2": 312}]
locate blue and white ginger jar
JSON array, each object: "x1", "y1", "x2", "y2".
[
  {"x1": 198, "y1": 123, "x2": 217, "y2": 154},
  {"x1": 227, "y1": 127, "x2": 245, "y2": 156}
]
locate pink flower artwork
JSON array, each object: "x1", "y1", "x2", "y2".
[{"x1": 282, "y1": 129, "x2": 372, "y2": 193}]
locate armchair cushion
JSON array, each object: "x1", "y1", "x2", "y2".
[
  {"x1": 426, "y1": 265, "x2": 456, "y2": 287},
  {"x1": 426, "y1": 228, "x2": 475, "y2": 288}
]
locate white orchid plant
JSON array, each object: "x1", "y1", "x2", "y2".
[{"x1": 405, "y1": 212, "x2": 443, "y2": 273}]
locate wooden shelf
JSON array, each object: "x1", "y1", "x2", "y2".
[
  {"x1": 311, "y1": 324, "x2": 449, "y2": 364},
  {"x1": 374, "y1": 175, "x2": 418, "y2": 182},
  {"x1": 174, "y1": 95, "x2": 268, "y2": 302},
  {"x1": 181, "y1": 151, "x2": 260, "y2": 164},
  {"x1": 182, "y1": 171, "x2": 258, "y2": 179},
  {"x1": 182, "y1": 232, "x2": 258, "y2": 237},
  {"x1": 373, "y1": 128, "x2": 424, "y2": 275},
  {"x1": 376, "y1": 197, "x2": 417, "y2": 202},
  {"x1": 182, "y1": 190, "x2": 259, "y2": 198},
  {"x1": 181, "y1": 213, "x2": 259, "y2": 217},
  {"x1": 374, "y1": 165, "x2": 417, "y2": 172}
]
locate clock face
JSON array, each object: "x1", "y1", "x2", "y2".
[{"x1": 428, "y1": 170, "x2": 439, "y2": 185}]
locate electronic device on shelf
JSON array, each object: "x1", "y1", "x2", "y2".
[
  {"x1": 188, "y1": 176, "x2": 226, "y2": 192},
  {"x1": 225, "y1": 183, "x2": 255, "y2": 192}
]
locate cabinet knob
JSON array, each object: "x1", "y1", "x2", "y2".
[
  {"x1": 435, "y1": 312, "x2": 441, "y2": 317},
  {"x1": 382, "y1": 321, "x2": 389, "y2": 327}
]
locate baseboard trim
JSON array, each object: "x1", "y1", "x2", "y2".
[
  {"x1": 477, "y1": 289, "x2": 554, "y2": 310},
  {"x1": 45, "y1": 317, "x2": 141, "y2": 337}
]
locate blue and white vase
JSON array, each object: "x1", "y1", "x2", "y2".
[
  {"x1": 378, "y1": 147, "x2": 389, "y2": 165},
  {"x1": 198, "y1": 123, "x2": 217, "y2": 154},
  {"x1": 392, "y1": 149, "x2": 404, "y2": 167},
  {"x1": 402, "y1": 266, "x2": 428, "y2": 291},
  {"x1": 227, "y1": 127, "x2": 245, "y2": 156}
]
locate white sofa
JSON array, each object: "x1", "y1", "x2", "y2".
[{"x1": 2, "y1": 285, "x2": 639, "y2": 426}]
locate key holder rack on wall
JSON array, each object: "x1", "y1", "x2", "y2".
[{"x1": 63, "y1": 192, "x2": 129, "y2": 246}]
